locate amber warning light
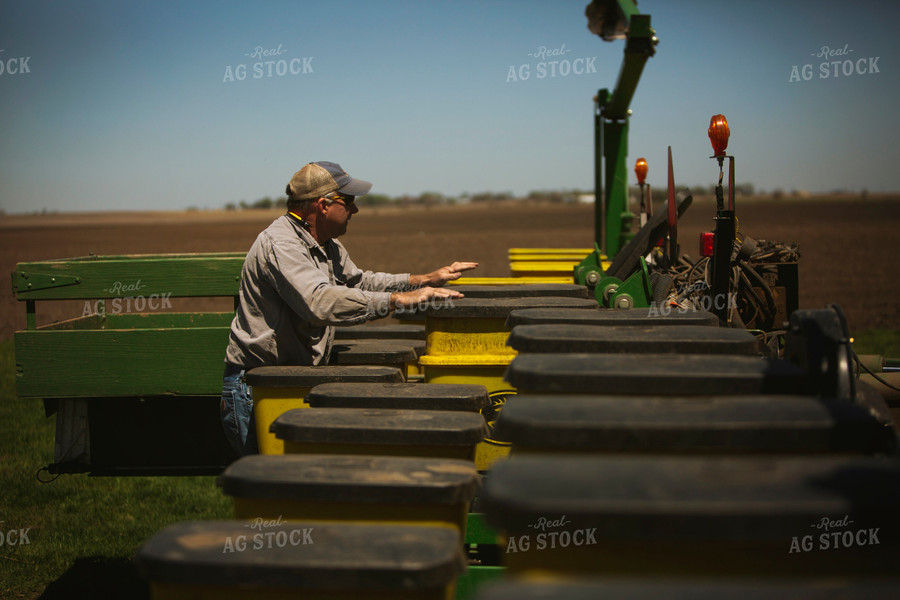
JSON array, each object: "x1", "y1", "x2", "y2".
[
  {"x1": 635, "y1": 158, "x2": 648, "y2": 185},
  {"x1": 708, "y1": 114, "x2": 730, "y2": 158}
]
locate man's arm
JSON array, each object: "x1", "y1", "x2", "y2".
[
  {"x1": 268, "y1": 240, "x2": 391, "y2": 325},
  {"x1": 389, "y1": 261, "x2": 478, "y2": 310},
  {"x1": 409, "y1": 262, "x2": 479, "y2": 287},
  {"x1": 389, "y1": 285, "x2": 463, "y2": 311}
]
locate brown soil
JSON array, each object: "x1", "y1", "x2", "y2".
[{"x1": 2, "y1": 196, "x2": 898, "y2": 339}]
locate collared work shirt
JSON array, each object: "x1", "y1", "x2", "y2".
[{"x1": 225, "y1": 215, "x2": 409, "y2": 368}]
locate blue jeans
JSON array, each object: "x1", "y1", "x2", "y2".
[{"x1": 220, "y1": 364, "x2": 258, "y2": 455}]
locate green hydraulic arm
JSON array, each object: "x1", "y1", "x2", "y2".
[{"x1": 575, "y1": 0, "x2": 657, "y2": 286}]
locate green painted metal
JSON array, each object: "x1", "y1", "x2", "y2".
[
  {"x1": 595, "y1": 275, "x2": 623, "y2": 307},
  {"x1": 605, "y1": 14, "x2": 655, "y2": 120},
  {"x1": 465, "y1": 512, "x2": 500, "y2": 545},
  {"x1": 460, "y1": 511, "x2": 504, "y2": 599},
  {"x1": 11, "y1": 253, "x2": 245, "y2": 300},
  {"x1": 11, "y1": 271, "x2": 81, "y2": 293},
  {"x1": 603, "y1": 118, "x2": 630, "y2": 258},
  {"x1": 589, "y1": 3, "x2": 657, "y2": 263},
  {"x1": 574, "y1": 243, "x2": 605, "y2": 287},
  {"x1": 609, "y1": 255, "x2": 653, "y2": 308},
  {"x1": 594, "y1": 257, "x2": 652, "y2": 308},
  {"x1": 15, "y1": 313, "x2": 233, "y2": 398},
  {"x1": 454, "y1": 566, "x2": 504, "y2": 600}
]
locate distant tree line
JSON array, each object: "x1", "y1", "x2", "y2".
[
  {"x1": 222, "y1": 183, "x2": 859, "y2": 211},
  {"x1": 222, "y1": 189, "x2": 596, "y2": 210}
]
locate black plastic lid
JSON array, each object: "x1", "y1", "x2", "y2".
[
  {"x1": 334, "y1": 323, "x2": 425, "y2": 340},
  {"x1": 507, "y1": 324, "x2": 759, "y2": 355},
  {"x1": 473, "y1": 578, "x2": 900, "y2": 600},
  {"x1": 327, "y1": 341, "x2": 417, "y2": 365},
  {"x1": 218, "y1": 454, "x2": 480, "y2": 504},
  {"x1": 136, "y1": 520, "x2": 464, "y2": 588},
  {"x1": 495, "y1": 394, "x2": 898, "y2": 454},
  {"x1": 270, "y1": 407, "x2": 488, "y2": 446},
  {"x1": 483, "y1": 454, "x2": 900, "y2": 541},
  {"x1": 505, "y1": 307, "x2": 719, "y2": 328},
  {"x1": 505, "y1": 354, "x2": 807, "y2": 395},
  {"x1": 245, "y1": 365, "x2": 404, "y2": 387},
  {"x1": 306, "y1": 382, "x2": 490, "y2": 412},
  {"x1": 417, "y1": 296, "x2": 598, "y2": 319},
  {"x1": 449, "y1": 284, "x2": 589, "y2": 299}
]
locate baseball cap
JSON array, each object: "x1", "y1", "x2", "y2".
[{"x1": 287, "y1": 161, "x2": 372, "y2": 201}]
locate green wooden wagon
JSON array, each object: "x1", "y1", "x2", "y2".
[{"x1": 12, "y1": 253, "x2": 245, "y2": 475}]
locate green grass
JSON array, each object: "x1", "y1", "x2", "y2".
[
  {"x1": 0, "y1": 338, "x2": 231, "y2": 599},
  {"x1": 852, "y1": 329, "x2": 900, "y2": 360}
]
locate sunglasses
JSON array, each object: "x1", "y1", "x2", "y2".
[{"x1": 325, "y1": 193, "x2": 356, "y2": 209}]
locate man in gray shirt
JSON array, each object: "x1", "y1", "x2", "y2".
[{"x1": 221, "y1": 161, "x2": 477, "y2": 454}]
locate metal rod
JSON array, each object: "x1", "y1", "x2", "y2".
[
  {"x1": 667, "y1": 146, "x2": 677, "y2": 265},
  {"x1": 728, "y1": 155, "x2": 735, "y2": 212}
]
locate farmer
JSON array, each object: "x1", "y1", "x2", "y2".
[{"x1": 221, "y1": 160, "x2": 477, "y2": 455}]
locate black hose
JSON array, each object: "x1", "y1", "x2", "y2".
[{"x1": 739, "y1": 260, "x2": 778, "y2": 318}]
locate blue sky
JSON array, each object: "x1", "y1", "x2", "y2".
[{"x1": 0, "y1": 0, "x2": 897, "y2": 213}]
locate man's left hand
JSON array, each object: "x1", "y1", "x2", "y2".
[{"x1": 412, "y1": 261, "x2": 479, "y2": 287}]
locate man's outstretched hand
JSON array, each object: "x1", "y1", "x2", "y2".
[
  {"x1": 410, "y1": 262, "x2": 479, "y2": 287},
  {"x1": 390, "y1": 286, "x2": 463, "y2": 311}
]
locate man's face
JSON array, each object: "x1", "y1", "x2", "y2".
[{"x1": 320, "y1": 193, "x2": 358, "y2": 238}]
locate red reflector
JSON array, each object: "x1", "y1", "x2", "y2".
[{"x1": 700, "y1": 232, "x2": 715, "y2": 257}]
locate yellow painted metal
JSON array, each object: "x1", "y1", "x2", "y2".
[
  {"x1": 418, "y1": 358, "x2": 514, "y2": 471},
  {"x1": 448, "y1": 276, "x2": 574, "y2": 286},
  {"x1": 508, "y1": 248, "x2": 594, "y2": 255},
  {"x1": 151, "y1": 581, "x2": 454, "y2": 600},
  {"x1": 253, "y1": 386, "x2": 312, "y2": 455},
  {"x1": 233, "y1": 499, "x2": 469, "y2": 539},
  {"x1": 425, "y1": 316, "x2": 515, "y2": 357},
  {"x1": 510, "y1": 261, "x2": 610, "y2": 278},
  {"x1": 283, "y1": 440, "x2": 477, "y2": 462},
  {"x1": 508, "y1": 254, "x2": 591, "y2": 262}
]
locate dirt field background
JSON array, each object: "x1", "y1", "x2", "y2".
[{"x1": 1, "y1": 195, "x2": 898, "y2": 339}]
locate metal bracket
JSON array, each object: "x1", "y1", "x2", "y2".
[
  {"x1": 594, "y1": 257, "x2": 653, "y2": 308},
  {"x1": 12, "y1": 271, "x2": 81, "y2": 294},
  {"x1": 609, "y1": 256, "x2": 652, "y2": 308},
  {"x1": 574, "y1": 243, "x2": 606, "y2": 287}
]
